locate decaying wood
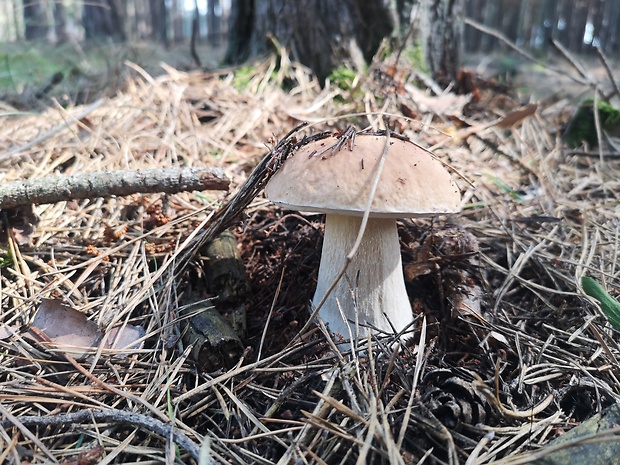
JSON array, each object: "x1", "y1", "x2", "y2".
[
  {"x1": 180, "y1": 230, "x2": 251, "y2": 371},
  {"x1": 0, "y1": 166, "x2": 229, "y2": 208},
  {"x1": 203, "y1": 229, "x2": 251, "y2": 337},
  {"x1": 181, "y1": 297, "x2": 244, "y2": 372},
  {"x1": 528, "y1": 403, "x2": 620, "y2": 465}
]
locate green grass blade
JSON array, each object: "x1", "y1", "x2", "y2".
[{"x1": 581, "y1": 276, "x2": 620, "y2": 330}]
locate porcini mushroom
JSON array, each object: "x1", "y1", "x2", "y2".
[{"x1": 265, "y1": 132, "x2": 461, "y2": 343}]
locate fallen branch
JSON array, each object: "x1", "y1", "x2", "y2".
[
  {"x1": 0, "y1": 166, "x2": 229, "y2": 208},
  {"x1": 0, "y1": 408, "x2": 201, "y2": 461}
]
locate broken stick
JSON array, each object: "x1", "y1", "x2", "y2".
[{"x1": 0, "y1": 166, "x2": 229, "y2": 208}]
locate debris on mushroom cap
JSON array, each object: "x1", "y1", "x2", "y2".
[{"x1": 265, "y1": 133, "x2": 461, "y2": 217}]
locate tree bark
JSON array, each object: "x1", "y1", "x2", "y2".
[
  {"x1": 224, "y1": 0, "x2": 393, "y2": 82},
  {"x1": 422, "y1": 0, "x2": 464, "y2": 86}
]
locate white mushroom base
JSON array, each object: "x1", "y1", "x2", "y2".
[{"x1": 312, "y1": 215, "x2": 414, "y2": 343}]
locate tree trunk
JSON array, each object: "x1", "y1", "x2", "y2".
[
  {"x1": 24, "y1": 0, "x2": 49, "y2": 40},
  {"x1": 190, "y1": 2, "x2": 202, "y2": 67},
  {"x1": 207, "y1": 0, "x2": 221, "y2": 45},
  {"x1": 150, "y1": 0, "x2": 168, "y2": 45},
  {"x1": 53, "y1": 0, "x2": 68, "y2": 43},
  {"x1": 83, "y1": 0, "x2": 126, "y2": 41},
  {"x1": 170, "y1": 0, "x2": 185, "y2": 43},
  {"x1": 395, "y1": 0, "x2": 416, "y2": 37},
  {"x1": 568, "y1": 0, "x2": 589, "y2": 52},
  {"x1": 224, "y1": 0, "x2": 393, "y2": 82},
  {"x1": 481, "y1": 0, "x2": 499, "y2": 52},
  {"x1": 422, "y1": 0, "x2": 464, "y2": 85}
]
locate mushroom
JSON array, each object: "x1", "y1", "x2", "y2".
[{"x1": 265, "y1": 132, "x2": 461, "y2": 343}]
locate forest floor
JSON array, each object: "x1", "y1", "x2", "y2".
[{"x1": 0, "y1": 40, "x2": 619, "y2": 464}]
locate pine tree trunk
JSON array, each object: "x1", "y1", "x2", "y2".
[
  {"x1": 23, "y1": 0, "x2": 48, "y2": 40},
  {"x1": 149, "y1": 0, "x2": 168, "y2": 45},
  {"x1": 207, "y1": 0, "x2": 221, "y2": 45},
  {"x1": 83, "y1": 0, "x2": 126, "y2": 41},
  {"x1": 224, "y1": 0, "x2": 393, "y2": 82},
  {"x1": 422, "y1": 0, "x2": 464, "y2": 86},
  {"x1": 53, "y1": 1, "x2": 68, "y2": 43}
]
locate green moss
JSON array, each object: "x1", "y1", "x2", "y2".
[
  {"x1": 327, "y1": 66, "x2": 358, "y2": 92},
  {"x1": 0, "y1": 249, "x2": 13, "y2": 269},
  {"x1": 231, "y1": 65, "x2": 257, "y2": 91},
  {"x1": 564, "y1": 98, "x2": 620, "y2": 148},
  {"x1": 600, "y1": 100, "x2": 620, "y2": 129},
  {"x1": 402, "y1": 42, "x2": 427, "y2": 73},
  {"x1": 497, "y1": 56, "x2": 519, "y2": 82}
]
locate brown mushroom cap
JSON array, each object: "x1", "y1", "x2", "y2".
[{"x1": 265, "y1": 134, "x2": 461, "y2": 218}]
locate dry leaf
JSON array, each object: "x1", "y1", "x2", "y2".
[
  {"x1": 32, "y1": 299, "x2": 100, "y2": 358},
  {"x1": 0, "y1": 324, "x2": 16, "y2": 340},
  {"x1": 495, "y1": 103, "x2": 538, "y2": 128},
  {"x1": 30, "y1": 299, "x2": 144, "y2": 358},
  {"x1": 105, "y1": 324, "x2": 145, "y2": 352}
]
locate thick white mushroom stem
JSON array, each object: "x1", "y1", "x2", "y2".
[{"x1": 313, "y1": 214, "x2": 414, "y2": 342}]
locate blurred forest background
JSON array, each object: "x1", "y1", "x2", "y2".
[
  {"x1": 2, "y1": 0, "x2": 619, "y2": 53},
  {"x1": 0, "y1": 0, "x2": 618, "y2": 100}
]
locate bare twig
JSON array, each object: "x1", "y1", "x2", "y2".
[
  {"x1": 0, "y1": 167, "x2": 229, "y2": 208},
  {"x1": 593, "y1": 89, "x2": 604, "y2": 162},
  {"x1": 594, "y1": 45, "x2": 620, "y2": 100},
  {"x1": 549, "y1": 38, "x2": 593, "y2": 84},
  {"x1": 0, "y1": 408, "x2": 201, "y2": 461}
]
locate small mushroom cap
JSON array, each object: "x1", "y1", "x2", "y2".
[{"x1": 265, "y1": 134, "x2": 461, "y2": 218}]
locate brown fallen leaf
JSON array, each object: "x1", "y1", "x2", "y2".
[
  {"x1": 495, "y1": 103, "x2": 538, "y2": 128},
  {"x1": 30, "y1": 299, "x2": 144, "y2": 358},
  {"x1": 105, "y1": 324, "x2": 145, "y2": 352}
]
